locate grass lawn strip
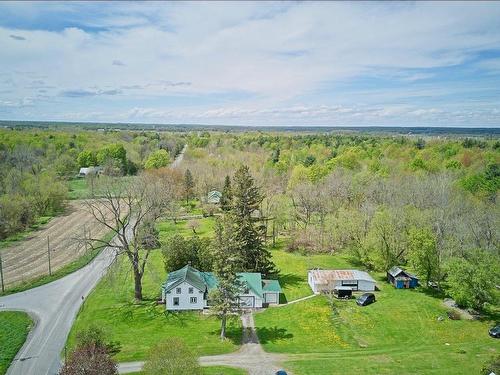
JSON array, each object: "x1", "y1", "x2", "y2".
[{"x1": 0, "y1": 311, "x2": 32, "y2": 375}]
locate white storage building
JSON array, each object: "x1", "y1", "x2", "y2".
[{"x1": 308, "y1": 269, "x2": 376, "y2": 293}]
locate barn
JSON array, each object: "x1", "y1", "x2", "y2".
[
  {"x1": 308, "y1": 269, "x2": 377, "y2": 293},
  {"x1": 387, "y1": 266, "x2": 419, "y2": 289}
]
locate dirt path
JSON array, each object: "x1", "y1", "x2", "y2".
[
  {"x1": 117, "y1": 311, "x2": 290, "y2": 375},
  {"x1": 0, "y1": 200, "x2": 110, "y2": 289}
]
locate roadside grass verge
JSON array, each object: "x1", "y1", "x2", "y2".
[
  {"x1": 66, "y1": 249, "x2": 242, "y2": 362},
  {"x1": 129, "y1": 367, "x2": 246, "y2": 375},
  {"x1": 0, "y1": 311, "x2": 32, "y2": 375}
]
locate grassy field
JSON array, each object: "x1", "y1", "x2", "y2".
[
  {"x1": 0, "y1": 312, "x2": 32, "y2": 375},
  {"x1": 271, "y1": 241, "x2": 354, "y2": 302},
  {"x1": 255, "y1": 251, "x2": 500, "y2": 374},
  {"x1": 130, "y1": 366, "x2": 246, "y2": 375},
  {"x1": 67, "y1": 217, "x2": 240, "y2": 362}
]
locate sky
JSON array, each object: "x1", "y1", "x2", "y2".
[{"x1": 0, "y1": 1, "x2": 500, "y2": 127}]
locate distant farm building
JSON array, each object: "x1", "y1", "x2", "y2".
[
  {"x1": 161, "y1": 265, "x2": 281, "y2": 311},
  {"x1": 207, "y1": 190, "x2": 222, "y2": 204},
  {"x1": 78, "y1": 166, "x2": 102, "y2": 177},
  {"x1": 387, "y1": 266, "x2": 419, "y2": 289},
  {"x1": 308, "y1": 269, "x2": 376, "y2": 293}
]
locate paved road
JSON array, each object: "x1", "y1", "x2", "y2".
[
  {"x1": 118, "y1": 311, "x2": 289, "y2": 375},
  {"x1": 0, "y1": 146, "x2": 187, "y2": 375},
  {"x1": 171, "y1": 144, "x2": 187, "y2": 168},
  {"x1": 0, "y1": 244, "x2": 118, "y2": 375}
]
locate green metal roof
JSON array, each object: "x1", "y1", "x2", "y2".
[
  {"x1": 163, "y1": 265, "x2": 214, "y2": 292},
  {"x1": 237, "y1": 273, "x2": 263, "y2": 298},
  {"x1": 262, "y1": 279, "x2": 282, "y2": 293},
  {"x1": 162, "y1": 266, "x2": 281, "y2": 298}
]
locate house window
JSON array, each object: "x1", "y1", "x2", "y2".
[
  {"x1": 190, "y1": 297, "x2": 197, "y2": 304},
  {"x1": 188, "y1": 287, "x2": 194, "y2": 294},
  {"x1": 173, "y1": 297, "x2": 179, "y2": 306},
  {"x1": 176, "y1": 287, "x2": 181, "y2": 294}
]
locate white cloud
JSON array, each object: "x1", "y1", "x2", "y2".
[{"x1": 0, "y1": 2, "x2": 499, "y2": 125}]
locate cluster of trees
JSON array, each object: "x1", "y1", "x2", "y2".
[
  {"x1": 0, "y1": 144, "x2": 67, "y2": 239},
  {"x1": 161, "y1": 165, "x2": 277, "y2": 337},
  {"x1": 181, "y1": 132, "x2": 498, "y2": 311}
]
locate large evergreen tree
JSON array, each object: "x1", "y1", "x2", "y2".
[
  {"x1": 209, "y1": 218, "x2": 242, "y2": 339},
  {"x1": 220, "y1": 175, "x2": 232, "y2": 212},
  {"x1": 231, "y1": 165, "x2": 277, "y2": 276}
]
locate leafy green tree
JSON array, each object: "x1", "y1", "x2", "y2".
[
  {"x1": 209, "y1": 219, "x2": 243, "y2": 339},
  {"x1": 143, "y1": 338, "x2": 202, "y2": 375},
  {"x1": 97, "y1": 144, "x2": 127, "y2": 171},
  {"x1": 445, "y1": 250, "x2": 499, "y2": 310},
  {"x1": 144, "y1": 149, "x2": 170, "y2": 169},
  {"x1": 184, "y1": 169, "x2": 195, "y2": 204},
  {"x1": 407, "y1": 228, "x2": 440, "y2": 287},
  {"x1": 231, "y1": 165, "x2": 276, "y2": 276},
  {"x1": 220, "y1": 175, "x2": 232, "y2": 212},
  {"x1": 77, "y1": 150, "x2": 97, "y2": 168},
  {"x1": 162, "y1": 234, "x2": 212, "y2": 272}
]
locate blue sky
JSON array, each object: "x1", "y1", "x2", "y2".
[{"x1": 0, "y1": 1, "x2": 499, "y2": 127}]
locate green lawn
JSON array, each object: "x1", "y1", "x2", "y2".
[
  {"x1": 255, "y1": 254, "x2": 500, "y2": 374},
  {"x1": 67, "y1": 176, "x2": 136, "y2": 199},
  {"x1": 67, "y1": 217, "x2": 240, "y2": 362},
  {"x1": 67, "y1": 178, "x2": 89, "y2": 199},
  {"x1": 157, "y1": 217, "x2": 216, "y2": 240},
  {"x1": 202, "y1": 366, "x2": 247, "y2": 375},
  {"x1": 271, "y1": 242, "x2": 353, "y2": 302},
  {"x1": 0, "y1": 312, "x2": 32, "y2": 375},
  {"x1": 130, "y1": 367, "x2": 246, "y2": 375}
]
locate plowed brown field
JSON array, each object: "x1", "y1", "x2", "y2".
[{"x1": 1, "y1": 200, "x2": 110, "y2": 289}]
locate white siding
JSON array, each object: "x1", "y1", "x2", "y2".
[
  {"x1": 264, "y1": 292, "x2": 279, "y2": 304},
  {"x1": 165, "y1": 281, "x2": 205, "y2": 311},
  {"x1": 238, "y1": 290, "x2": 263, "y2": 308}
]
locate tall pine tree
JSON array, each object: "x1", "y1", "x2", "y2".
[
  {"x1": 209, "y1": 218, "x2": 242, "y2": 339},
  {"x1": 231, "y1": 165, "x2": 277, "y2": 276},
  {"x1": 220, "y1": 175, "x2": 232, "y2": 212}
]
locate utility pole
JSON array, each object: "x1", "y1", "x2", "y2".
[
  {"x1": 47, "y1": 235, "x2": 52, "y2": 276},
  {"x1": 0, "y1": 253, "x2": 4, "y2": 293}
]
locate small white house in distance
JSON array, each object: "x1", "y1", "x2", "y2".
[
  {"x1": 161, "y1": 265, "x2": 281, "y2": 311},
  {"x1": 78, "y1": 166, "x2": 102, "y2": 177},
  {"x1": 308, "y1": 269, "x2": 376, "y2": 293}
]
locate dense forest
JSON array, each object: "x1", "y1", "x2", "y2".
[{"x1": 0, "y1": 127, "x2": 498, "y2": 310}]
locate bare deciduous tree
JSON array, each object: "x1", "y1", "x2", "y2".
[{"x1": 83, "y1": 173, "x2": 175, "y2": 301}]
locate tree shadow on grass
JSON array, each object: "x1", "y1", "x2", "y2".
[
  {"x1": 208, "y1": 322, "x2": 243, "y2": 346},
  {"x1": 278, "y1": 273, "x2": 303, "y2": 304},
  {"x1": 256, "y1": 326, "x2": 294, "y2": 344}
]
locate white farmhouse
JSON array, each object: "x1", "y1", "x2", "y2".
[
  {"x1": 308, "y1": 269, "x2": 376, "y2": 293},
  {"x1": 161, "y1": 265, "x2": 281, "y2": 311}
]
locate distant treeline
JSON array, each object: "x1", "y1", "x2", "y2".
[{"x1": 1, "y1": 120, "x2": 499, "y2": 137}]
